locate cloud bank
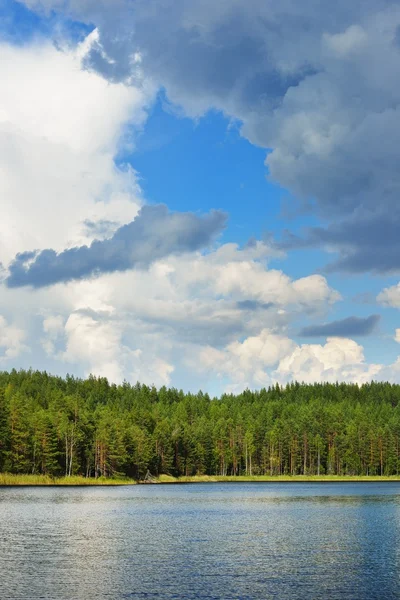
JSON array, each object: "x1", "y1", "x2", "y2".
[
  {"x1": 1, "y1": 2, "x2": 400, "y2": 392},
  {"x1": 6, "y1": 205, "x2": 227, "y2": 288},
  {"x1": 20, "y1": 0, "x2": 400, "y2": 272},
  {"x1": 299, "y1": 315, "x2": 380, "y2": 338}
]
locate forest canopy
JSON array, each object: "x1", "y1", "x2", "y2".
[{"x1": 1, "y1": 369, "x2": 400, "y2": 479}]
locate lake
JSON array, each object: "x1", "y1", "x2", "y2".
[{"x1": 1, "y1": 482, "x2": 399, "y2": 599}]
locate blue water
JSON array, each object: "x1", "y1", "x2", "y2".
[{"x1": 1, "y1": 483, "x2": 399, "y2": 599}]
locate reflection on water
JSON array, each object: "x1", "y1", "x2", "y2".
[{"x1": 1, "y1": 483, "x2": 400, "y2": 599}]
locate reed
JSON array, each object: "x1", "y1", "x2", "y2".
[
  {"x1": 2, "y1": 473, "x2": 400, "y2": 485},
  {"x1": 0, "y1": 473, "x2": 137, "y2": 486},
  {"x1": 155, "y1": 474, "x2": 400, "y2": 483}
]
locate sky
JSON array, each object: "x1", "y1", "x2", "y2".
[{"x1": 1, "y1": 0, "x2": 400, "y2": 395}]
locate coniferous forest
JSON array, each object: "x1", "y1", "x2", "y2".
[{"x1": 2, "y1": 369, "x2": 400, "y2": 479}]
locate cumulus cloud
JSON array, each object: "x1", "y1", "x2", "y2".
[
  {"x1": 0, "y1": 31, "x2": 154, "y2": 266},
  {"x1": 275, "y1": 338, "x2": 382, "y2": 386},
  {"x1": 96, "y1": 242, "x2": 340, "y2": 346},
  {"x1": 192, "y1": 330, "x2": 296, "y2": 390},
  {"x1": 6, "y1": 205, "x2": 227, "y2": 288},
  {"x1": 20, "y1": 0, "x2": 400, "y2": 272},
  {"x1": 41, "y1": 314, "x2": 65, "y2": 355},
  {"x1": 377, "y1": 283, "x2": 400, "y2": 308},
  {"x1": 161, "y1": 242, "x2": 340, "y2": 314},
  {"x1": 0, "y1": 315, "x2": 29, "y2": 362},
  {"x1": 61, "y1": 310, "x2": 135, "y2": 383},
  {"x1": 300, "y1": 315, "x2": 380, "y2": 338},
  {"x1": 0, "y1": 242, "x2": 388, "y2": 392},
  {"x1": 45, "y1": 310, "x2": 174, "y2": 386},
  {"x1": 189, "y1": 330, "x2": 383, "y2": 393},
  {"x1": 0, "y1": 236, "x2": 341, "y2": 386},
  {"x1": 32, "y1": 241, "x2": 337, "y2": 352}
]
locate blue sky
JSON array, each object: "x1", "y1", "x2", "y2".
[{"x1": 1, "y1": 0, "x2": 400, "y2": 394}]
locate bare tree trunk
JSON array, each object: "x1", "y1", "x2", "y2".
[
  {"x1": 270, "y1": 443, "x2": 274, "y2": 476},
  {"x1": 32, "y1": 440, "x2": 36, "y2": 474},
  {"x1": 68, "y1": 427, "x2": 74, "y2": 476},
  {"x1": 65, "y1": 436, "x2": 69, "y2": 477}
]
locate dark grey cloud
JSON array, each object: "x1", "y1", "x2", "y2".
[
  {"x1": 236, "y1": 300, "x2": 275, "y2": 311},
  {"x1": 282, "y1": 211, "x2": 400, "y2": 274},
  {"x1": 299, "y1": 315, "x2": 380, "y2": 338},
  {"x1": 6, "y1": 204, "x2": 226, "y2": 288},
  {"x1": 21, "y1": 0, "x2": 400, "y2": 272}
]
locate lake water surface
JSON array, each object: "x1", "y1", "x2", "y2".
[{"x1": 1, "y1": 482, "x2": 400, "y2": 599}]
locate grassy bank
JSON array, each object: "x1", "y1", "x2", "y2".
[
  {"x1": 0, "y1": 473, "x2": 137, "y2": 486},
  {"x1": 157, "y1": 474, "x2": 400, "y2": 483},
  {"x1": 2, "y1": 473, "x2": 400, "y2": 486}
]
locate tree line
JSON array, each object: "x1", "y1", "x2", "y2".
[{"x1": 1, "y1": 369, "x2": 400, "y2": 478}]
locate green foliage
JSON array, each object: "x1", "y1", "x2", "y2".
[{"x1": 1, "y1": 370, "x2": 400, "y2": 478}]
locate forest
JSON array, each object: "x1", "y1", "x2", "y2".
[{"x1": 1, "y1": 369, "x2": 400, "y2": 479}]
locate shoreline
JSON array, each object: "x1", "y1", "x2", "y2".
[{"x1": 2, "y1": 473, "x2": 400, "y2": 486}]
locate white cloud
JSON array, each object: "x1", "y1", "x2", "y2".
[
  {"x1": 0, "y1": 31, "x2": 147, "y2": 153},
  {"x1": 0, "y1": 236, "x2": 342, "y2": 386},
  {"x1": 62, "y1": 311, "x2": 127, "y2": 383},
  {"x1": 0, "y1": 33, "x2": 154, "y2": 264},
  {"x1": 192, "y1": 329, "x2": 296, "y2": 390},
  {"x1": 275, "y1": 337, "x2": 381, "y2": 385},
  {"x1": 152, "y1": 244, "x2": 340, "y2": 311},
  {"x1": 53, "y1": 243, "x2": 340, "y2": 350},
  {"x1": 189, "y1": 331, "x2": 383, "y2": 393},
  {"x1": 60, "y1": 311, "x2": 174, "y2": 386},
  {"x1": 43, "y1": 315, "x2": 65, "y2": 336},
  {"x1": 41, "y1": 314, "x2": 65, "y2": 355},
  {"x1": 377, "y1": 283, "x2": 400, "y2": 308},
  {"x1": 0, "y1": 242, "x2": 393, "y2": 391},
  {"x1": 0, "y1": 315, "x2": 29, "y2": 362}
]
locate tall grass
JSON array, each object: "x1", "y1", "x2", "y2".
[
  {"x1": 0, "y1": 473, "x2": 137, "y2": 486},
  {"x1": 157, "y1": 474, "x2": 400, "y2": 483},
  {"x1": 1, "y1": 473, "x2": 400, "y2": 486}
]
